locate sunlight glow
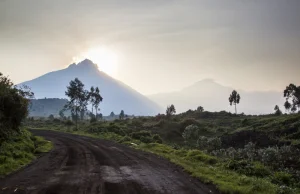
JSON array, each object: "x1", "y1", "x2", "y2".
[{"x1": 73, "y1": 46, "x2": 118, "y2": 76}]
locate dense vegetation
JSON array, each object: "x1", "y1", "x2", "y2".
[
  {"x1": 0, "y1": 72, "x2": 52, "y2": 177},
  {"x1": 25, "y1": 110, "x2": 300, "y2": 194},
  {"x1": 0, "y1": 72, "x2": 33, "y2": 140}
]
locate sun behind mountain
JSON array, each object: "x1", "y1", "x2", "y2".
[{"x1": 73, "y1": 47, "x2": 118, "y2": 77}]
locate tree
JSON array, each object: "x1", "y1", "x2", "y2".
[
  {"x1": 196, "y1": 106, "x2": 204, "y2": 112},
  {"x1": 119, "y1": 110, "x2": 125, "y2": 120},
  {"x1": 110, "y1": 112, "x2": 115, "y2": 117},
  {"x1": 64, "y1": 78, "x2": 88, "y2": 130},
  {"x1": 166, "y1": 104, "x2": 176, "y2": 118},
  {"x1": 89, "y1": 86, "x2": 95, "y2": 114},
  {"x1": 229, "y1": 90, "x2": 241, "y2": 114},
  {"x1": 48, "y1": 114, "x2": 54, "y2": 120},
  {"x1": 283, "y1": 84, "x2": 300, "y2": 113},
  {"x1": 93, "y1": 87, "x2": 103, "y2": 119},
  {"x1": 59, "y1": 109, "x2": 65, "y2": 119},
  {"x1": 274, "y1": 105, "x2": 282, "y2": 116},
  {"x1": 0, "y1": 72, "x2": 34, "y2": 139},
  {"x1": 96, "y1": 113, "x2": 103, "y2": 120}
]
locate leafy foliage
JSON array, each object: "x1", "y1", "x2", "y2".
[
  {"x1": 0, "y1": 72, "x2": 33, "y2": 140},
  {"x1": 166, "y1": 104, "x2": 176, "y2": 118},
  {"x1": 284, "y1": 84, "x2": 300, "y2": 113}
]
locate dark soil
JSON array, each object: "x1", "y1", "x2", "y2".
[{"x1": 0, "y1": 130, "x2": 218, "y2": 194}]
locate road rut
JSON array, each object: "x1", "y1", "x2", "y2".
[{"x1": 0, "y1": 130, "x2": 218, "y2": 194}]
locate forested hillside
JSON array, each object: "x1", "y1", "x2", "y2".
[{"x1": 29, "y1": 98, "x2": 69, "y2": 117}]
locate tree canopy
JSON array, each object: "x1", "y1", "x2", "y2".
[
  {"x1": 166, "y1": 104, "x2": 176, "y2": 117},
  {"x1": 229, "y1": 90, "x2": 241, "y2": 114},
  {"x1": 0, "y1": 72, "x2": 34, "y2": 140},
  {"x1": 284, "y1": 84, "x2": 300, "y2": 113}
]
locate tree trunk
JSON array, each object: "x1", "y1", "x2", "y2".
[
  {"x1": 75, "y1": 109, "x2": 78, "y2": 130},
  {"x1": 235, "y1": 103, "x2": 237, "y2": 114},
  {"x1": 95, "y1": 106, "x2": 98, "y2": 120}
]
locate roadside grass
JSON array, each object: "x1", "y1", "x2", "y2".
[
  {"x1": 0, "y1": 129, "x2": 52, "y2": 177},
  {"x1": 140, "y1": 143, "x2": 280, "y2": 194}
]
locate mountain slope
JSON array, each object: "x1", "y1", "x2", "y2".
[
  {"x1": 148, "y1": 79, "x2": 285, "y2": 115},
  {"x1": 19, "y1": 59, "x2": 162, "y2": 116}
]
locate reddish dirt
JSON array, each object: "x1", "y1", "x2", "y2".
[{"x1": 0, "y1": 130, "x2": 218, "y2": 194}]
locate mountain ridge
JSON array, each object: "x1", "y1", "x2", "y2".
[
  {"x1": 148, "y1": 79, "x2": 285, "y2": 115},
  {"x1": 18, "y1": 59, "x2": 162, "y2": 116}
]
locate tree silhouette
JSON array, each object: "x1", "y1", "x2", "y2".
[
  {"x1": 166, "y1": 104, "x2": 176, "y2": 118},
  {"x1": 65, "y1": 78, "x2": 88, "y2": 130},
  {"x1": 59, "y1": 109, "x2": 65, "y2": 119},
  {"x1": 110, "y1": 112, "x2": 115, "y2": 117},
  {"x1": 229, "y1": 90, "x2": 241, "y2": 114},
  {"x1": 89, "y1": 86, "x2": 95, "y2": 114},
  {"x1": 48, "y1": 114, "x2": 54, "y2": 120},
  {"x1": 119, "y1": 110, "x2": 125, "y2": 120},
  {"x1": 283, "y1": 84, "x2": 300, "y2": 113},
  {"x1": 274, "y1": 105, "x2": 282, "y2": 116},
  {"x1": 93, "y1": 87, "x2": 103, "y2": 119},
  {"x1": 197, "y1": 106, "x2": 204, "y2": 112}
]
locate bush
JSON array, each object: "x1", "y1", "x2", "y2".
[
  {"x1": 107, "y1": 124, "x2": 126, "y2": 136},
  {"x1": 131, "y1": 130, "x2": 152, "y2": 140},
  {"x1": 140, "y1": 136, "x2": 154, "y2": 143},
  {"x1": 90, "y1": 117, "x2": 97, "y2": 123},
  {"x1": 272, "y1": 172, "x2": 293, "y2": 186},
  {"x1": 118, "y1": 136, "x2": 132, "y2": 143},
  {"x1": 226, "y1": 160, "x2": 271, "y2": 177},
  {"x1": 152, "y1": 134, "x2": 163, "y2": 144},
  {"x1": 64, "y1": 120, "x2": 74, "y2": 126},
  {"x1": 179, "y1": 118, "x2": 199, "y2": 132}
]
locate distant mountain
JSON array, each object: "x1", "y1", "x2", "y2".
[
  {"x1": 148, "y1": 79, "x2": 285, "y2": 115},
  {"x1": 19, "y1": 59, "x2": 162, "y2": 116}
]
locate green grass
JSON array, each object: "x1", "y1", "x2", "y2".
[
  {"x1": 139, "y1": 143, "x2": 281, "y2": 194},
  {"x1": 0, "y1": 129, "x2": 52, "y2": 177}
]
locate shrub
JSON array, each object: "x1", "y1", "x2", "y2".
[
  {"x1": 226, "y1": 160, "x2": 271, "y2": 177},
  {"x1": 272, "y1": 172, "x2": 293, "y2": 186},
  {"x1": 118, "y1": 136, "x2": 132, "y2": 143},
  {"x1": 131, "y1": 130, "x2": 152, "y2": 140},
  {"x1": 179, "y1": 118, "x2": 199, "y2": 132},
  {"x1": 90, "y1": 117, "x2": 97, "y2": 123},
  {"x1": 140, "y1": 136, "x2": 154, "y2": 143},
  {"x1": 107, "y1": 124, "x2": 126, "y2": 136},
  {"x1": 152, "y1": 134, "x2": 163, "y2": 144},
  {"x1": 182, "y1": 124, "x2": 199, "y2": 142},
  {"x1": 64, "y1": 120, "x2": 74, "y2": 126}
]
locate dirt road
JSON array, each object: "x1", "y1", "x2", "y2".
[{"x1": 0, "y1": 130, "x2": 218, "y2": 194}]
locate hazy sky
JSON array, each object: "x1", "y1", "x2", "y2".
[{"x1": 1, "y1": 0, "x2": 299, "y2": 95}]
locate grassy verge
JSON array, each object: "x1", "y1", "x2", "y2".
[
  {"x1": 140, "y1": 143, "x2": 279, "y2": 194},
  {"x1": 0, "y1": 129, "x2": 52, "y2": 177},
  {"x1": 30, "y1": 127, "x2": 298, "y2": 194}
]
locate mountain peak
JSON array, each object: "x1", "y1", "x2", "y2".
[{"x1": 68, "y1": 59, "x2": 98, "y2": 70}]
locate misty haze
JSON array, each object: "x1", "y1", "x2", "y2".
[{"x1": 0, "y1": 1, "x2": 300, "y2": 194}]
